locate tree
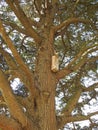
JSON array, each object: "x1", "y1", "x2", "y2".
[{"x1": 0, "y1": 0, "x2": 98, "y2": 130}]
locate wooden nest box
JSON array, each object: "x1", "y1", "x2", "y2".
[{"x1": 51, "y1": 52, "x2": 59, "y2": 72}]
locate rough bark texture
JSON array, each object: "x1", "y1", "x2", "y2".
[{"x1": 34, "y1": 44, "x2": 57, "y2": 129}]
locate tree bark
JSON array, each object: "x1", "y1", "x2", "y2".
[{"x1": 33, "y1": 37, "x2": 57, "y2": 130}]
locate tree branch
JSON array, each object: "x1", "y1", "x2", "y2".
[
  {"x1": 0, "y1": 48, "x2": 33, "y2": 90},
  {"x1": 54, "y1": 18, "x2": 95, "y2": 33},
  {"x1": 3, "y1": 20, "x2": 30, "y2": 36},
  {"x1": 57, "y1": 111, "x2": 98, "y2": 129},
  {"x1": 61, "y1": 87, "x2": 82, "y2": 116},
  {"x1": 0, "y1": 47, "x2": 36, "y2": 120},
  {"x1": 0, "y1": 47, "x2": 17, "y2": 69},
  {"x1": 6, "y1": 0, "x2": 42, "y2": 43},
  {"x1": 73, "y1": 50, "x2": 98, "y2": 71},
  {"x1": 0, "y1": 69, "x2": 27, "y2": 127},
  {"x1": 0, "y1": 19, "x2": 38, "y2": 97},
  {"x1": 56, "y1": 44, "x2": 98, "y2": 79},
  {"x1": 81, "y1": 82, "x2": 98, "y2": 92},
  {"x1": 34, "y1": 0, "x2": 42, "y2": 15}
]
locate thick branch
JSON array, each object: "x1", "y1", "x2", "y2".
[
  {"x1": 54, "y1": 18, "x2": 95, "y2": 33},
  {"x1": 0, "y1": 70, "x2": 35, "y2": 130},
  {"x1": 0, "y1": 69, "x2": 27, "y2": 127},
  {"x1": 0, "y1": 48, "x2": 32, "y2": 89},
  {"x1": 61, "y1": 87, "x2": 82, "y2": 116},
  {"x1": 6, "y1": 0, "x2": 42, "y2": 43},
  {"x1": 0, "y1": 19, "x2": 38, "y2": 97},
  {"x1": 0, "y1": 49, "x2": 23, "y2": 82},
  {"x1": 3, "y1": 20, "x2": 30, "y2": 36},
  {"x1": 56, "y1": 44, "x2": 98, "y2": 79},
  {"x1": 0, "y1": 47, "x2": 17, "y2": 69}
]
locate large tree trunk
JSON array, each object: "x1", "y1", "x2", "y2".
[{"x1": 32, "y1": 38, "x2": 57, "y2": 130}]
